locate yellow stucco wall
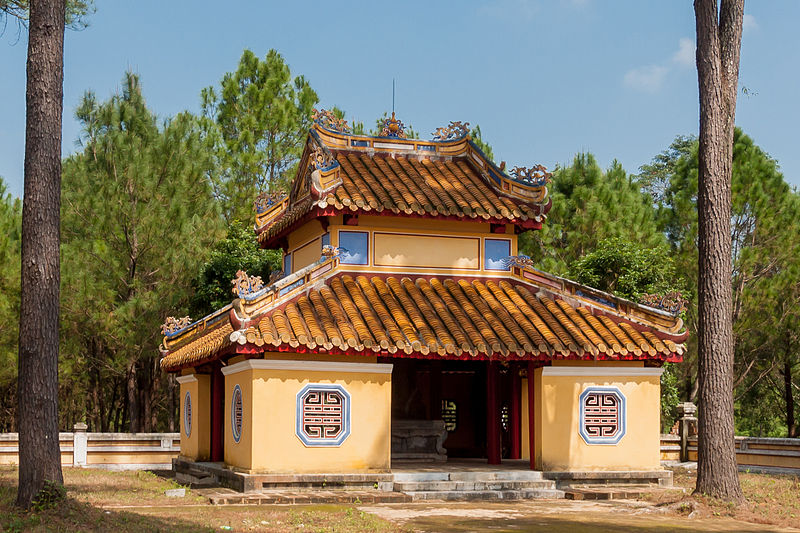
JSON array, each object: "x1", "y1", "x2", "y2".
[
  {"x1": 374, "y1": 233, "x2": 480, "y2": 269},
  {"x1": 293, "y1": 236, "x2": 323, "y2": 272},
  {"x1": 327, "y1": 219, "x2": 517, "y2": 275},
  {"x1": 178, "y1": 373, "x2": 211, "y2": 461},
  {"x1": 222, "y1": 359, "x2": 391, "y2": 473},
  {"x1": 535, "y1": 365, "x2": 663, "y2": 471}
]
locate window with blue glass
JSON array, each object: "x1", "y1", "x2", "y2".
[
  {"x1": 283, "y1": 253, "x2": 292, "y2": 274},
  {"x1": 339, "y1": 231, "x2": 369, "y2": 265},
  {"x1": 485, "y1": 239, "x2": 511, "y2": 271}
]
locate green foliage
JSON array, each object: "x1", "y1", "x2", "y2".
[
  {"x1": 469, "y1": 125, "x2": 494, "y2": 162},
  {"x1": 191, "y1": 220, "x2": 281, "y2": 316},
  {"x1": 522, "y1": 153, "x2": 667, "y2": 275},
  {"x1": 660, "y1": 363, "x2": 681, "y2": 432},
  {"x1": 569, "y1": 238, "x2": 681, "y2": 301},
  {"x1": 201, "y1": 49, "x2": 319, "y2": 221},
  {"x1": 0, "y1": 177, "x2": 21, "y2": 430},
  {"x1": 651, "y1": 128, "x2": 800, "y2": 436},
  {"x1": 60, "y1": 72, "x2": 222, "y2": 431},
  {"x1": 0, "y1": 0, "x2": 94, "y2": 29}
]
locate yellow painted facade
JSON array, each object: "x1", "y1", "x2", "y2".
[
  {"x1": 222, "y1": 359, "x2": 392, "y2": 473},
  {"x1": 532, "y1": 365, "x2": 663, "y2": 471},
  {"x1": 178, "y1": 373, "x2": 211, "y2": 461}
]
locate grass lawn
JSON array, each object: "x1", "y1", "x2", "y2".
[
  {"x1": 0, "y1": 467, "x2": 404, "y2": 532},
  {"x1": 642, "y1": 468, "x2": 800, "y2": 530}
]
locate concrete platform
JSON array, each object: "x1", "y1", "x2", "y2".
[
  {"x1": 199, "y1": 487, "x2": 411, "y2": 505},
  {"x1": 543, "y1": 470, "x2": 673, "y2": 489}
]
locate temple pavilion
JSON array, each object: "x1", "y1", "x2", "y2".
[{"x1": 159, "y1": 110, "x2": 687, "y2": 478}]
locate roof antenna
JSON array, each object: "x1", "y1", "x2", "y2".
[{"x1": 392, "y1": 78, "x2": 395, "y2": 114}]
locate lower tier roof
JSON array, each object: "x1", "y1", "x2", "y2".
[{"x1": 160, "y1": 268, "x2": 686, "y2": 372}]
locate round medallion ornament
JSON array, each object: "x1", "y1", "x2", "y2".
[
  {"x1": 183, "y1": 391, "x2": 192, "y2": 437},
  {"x1": 231, "y1": 384, "x2": 243, "y2": 443}
]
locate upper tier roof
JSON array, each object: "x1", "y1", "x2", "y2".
[{"x1": 255, "y1": 111, "x2": 553, "y2": 247}]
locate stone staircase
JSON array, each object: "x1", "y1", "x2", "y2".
[{"x1": 393, "y1": 470, "x2": 564, "y2": 501}]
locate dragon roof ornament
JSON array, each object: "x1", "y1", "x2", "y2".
[
  {"x1": 312, "y1": 108, "x2": 350, "y2": 133},
  {"x1": 379, "y1": 112, "x2": 406, "y2": 139},
  {"x1": 432, "y1": 121, "x2": 470, "y2": 141},
  {"x1": 509, "y1": 165, "x2": 552, "y2": 187},
  {"x1": 254, "y1": 190, "x2": 287, "y2": 214},
  {"x1": 639, "y1": 291, "x2": 687, "y2": 315},
  {"x1": 310, "y1": 146, "x2": 337, "y2": 170},
  {"x1": 161, "y1": 316, "x2": 193, "y2": 336},
  {"x1": 231, "y1": 270, "x2": 266, "y2": 298}
]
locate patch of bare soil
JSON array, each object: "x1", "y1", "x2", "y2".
[{"x1": 642, "y1": 468, "x2": 800, "y2": 530}]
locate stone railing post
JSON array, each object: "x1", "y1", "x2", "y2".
[
  {"x1": 678, "y1": 402, "x2": 697, "y2": 462},
  {"x1": 73, "y1": 422, "x2": 88, "y2": 467}
]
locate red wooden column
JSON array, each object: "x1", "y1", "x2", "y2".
[
  {"x1": 486, "y1": 361, "x2": 501, "y2": 465},
  {"x1": 210, "y1": 365, "x2": 225, "y2": 462},
  {"x1": 527, "y1": 361, "x2": 536, "y2": 470},
  {"x1": 510, "y1": 365, "x2": 521, "y2": 459}
]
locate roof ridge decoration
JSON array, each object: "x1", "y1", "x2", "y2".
[
  {"x1": 231, "y1": 270, "x2": 266, "y2": 298},
  {"x1": 432, "y1": 121, "x2": 470, "y2": 142},
  {"x1": 378, "y1": 112, "x2": 406, "y2": 139},
  {"x1": 254, "y1": 190, "x2": 288, "y2": 215},
  {"x1": 639, "y1": 291, "x2": 688, "y2": 315},
  {"x1": 161, "y1": 316, "x2": 192, "y2": 336},
  {"x1": 509, "y1": 165, "x2": 553, "y2": 187},
  {"x1": 311, "y1": 108, "x2": 350, "y2": 134}
]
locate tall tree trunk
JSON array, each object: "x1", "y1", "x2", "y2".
[
  {"x1": 127, "y1": 361, "x2": 139, "y2": 432},
  {"x1": 167, "y1": 373, "x2": 176, "y2": 433},
  {"x1": 694, "y1": 0, "x2": 744, "y2": 502},
  {"x1": 16, "y1": 0, "x2": 66, "y2": 509},
  {"x1": 784, "y1": 357, "x2": 796, "y2": 438}
]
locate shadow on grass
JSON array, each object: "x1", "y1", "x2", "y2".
[
  {"x1": 0, "y1": 476, "x2": 213, "y2": 532},
  {"x1": 407, "y1": 514, "x2": 779, "y2": 533}
]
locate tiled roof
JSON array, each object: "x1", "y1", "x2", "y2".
[
  {"x1": 255, "y1": 125, "x2": 551, "y2": 247},
  {"x1": 160, "y1": 269, "x2": 687, "y2": 372}
]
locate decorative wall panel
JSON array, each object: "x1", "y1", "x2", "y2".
[
  {"x1": 296, "y1": 383, "x2": 351, "y2": 447},
  {"x1": 231, "y1": 384, "x2": 243, "y2": 443},
  {"x1": 579, "y1": 386, "x2": 626, "y2": 445},
  {"x1": 183, "y1": 392, "x2": 192, "y2": 437}
]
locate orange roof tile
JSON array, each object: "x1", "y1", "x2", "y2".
[
  {"x1": 160, "y1": 267, "x2": 687, "y2": 372},
  {"x1": 255, "y1": 124, "x2": 552, "y2": 247}
]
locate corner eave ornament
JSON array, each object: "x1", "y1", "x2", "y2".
[
  {"x1": 231, "y1": 270, "x2": 265, "y2": 298},
  {"x1": 504, "y1": 255, "x2": 535, "y2": 269},
  {"x1": 312, "y1": 108, "x2": 351, "y2": 134},
  {"x1": 379, "y1": 112, "x2": 406, "y2": 139},
  {"x1": 310, "y1": 147, "x2": 336, "y2": 170},
  {"x1": 254, "y1": 190, "x2": 287, "y2": 214},
  {"x1": 639, "y1": 291, "x2": 687, "y2": 315},
  {"x1": 161, "y1": 316, "x2": 192, "y2": 336},
  {"x1": 432, "y1": 121, "x2": 470, "y2": 141},
  {"x1": 510, "y1": 165, "x2": 552, "y2": 187}
]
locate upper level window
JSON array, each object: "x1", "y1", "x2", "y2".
[
  {"x1": 283, "y1": 253, "x2": 292, "y2": 275},
  {"x1": 321, "y1": 232, "x2": 330, "y2": 247},
  {"x1": 485, "y1": 239, "x2": 511, "y2": 271},
  {"x1": 339, "y1": 231, "x2": 369, "y2": 265}
]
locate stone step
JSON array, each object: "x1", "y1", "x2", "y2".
[
  {"x1": 394, "y1": 480, "x2": 556, "y2": 492},
  {"x1": 393, "y1": 470, "x2": 544, "y2": 483},
  {"x1": 403, "y1": 488, "x2": 565, "y2": 501}
]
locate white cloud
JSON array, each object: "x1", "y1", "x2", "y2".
[
  {"x1": 672, "y1": 38, "x2": 694, "y2": 67},
  {"x1": 623, "y1": 65, "x2": 668, "y2": 93},
  {"x1": 743, "y1": 14, "x2": 758, "y2": 33}
]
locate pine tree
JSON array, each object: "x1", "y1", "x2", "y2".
[
  {"x1": 522, "y1": 153, "x2": 666, "y2": 273},
  {"x1": 201, "y1": 49, "x2": 318, "y2": 221},
  {"x1": 60, "y1": 73, "x2": 222, "y2": 433}
]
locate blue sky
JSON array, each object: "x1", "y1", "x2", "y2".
[{"x1": 1, "y1": 1, "x2": 798, "y2": 199}]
